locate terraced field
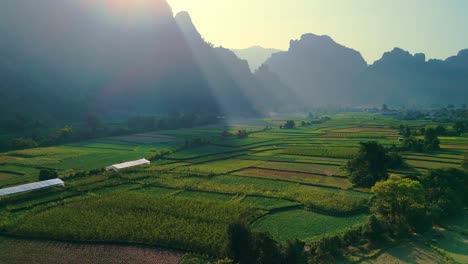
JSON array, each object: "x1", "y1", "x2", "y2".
[
  {"x1": 252, "y1": 209, "x2": 369, "y2": 242},
  {"x1": 0, "y1": 113, "x2": 466, "y2": 261}
]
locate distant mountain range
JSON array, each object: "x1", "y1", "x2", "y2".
[
  {"x1": 231, "y1": 46, "x2": 282, "y2": 72},
  {"x1": 264, "y1": 34, "x2": 468, "y2": 106},
  {"x1": 0, "y1": 1, "x2": 290, "y2": 122},
  {"x1": 0, "y1": 0, "x2": 466, "y2": 124}
]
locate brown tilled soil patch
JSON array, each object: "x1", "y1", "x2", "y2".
[
  {"x1": 0, "y1": 236, "x2": 184, "y2": 264},
  {"x1": 234, "y1": 168, "x2": 351, "y2": 189}
]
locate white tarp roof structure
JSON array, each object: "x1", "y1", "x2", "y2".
[
  {"x1": 106, "y1": 159, "x2": 150, "y2": 171},
  {"x1": 0, "y1": 178, "x2": 65, "y2": 196}
]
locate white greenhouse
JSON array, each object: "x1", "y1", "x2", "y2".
[
  {"x1": 0, "y1": 178, "x2": 65, "y2": 197},
  {"x1": 106, "y1": 158, "x2": 150, "y2": 171}
]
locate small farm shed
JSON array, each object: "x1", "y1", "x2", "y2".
[
  {"x1": 0, "y1": 178, "x2": 65, "y2": 197},
  {"x1": 106, "y1": 159, "x2": 150, "y2": 171}
]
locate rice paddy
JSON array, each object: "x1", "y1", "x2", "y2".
[{"x1": 0, "y1": 113, "x2": 465, "y2": 260}]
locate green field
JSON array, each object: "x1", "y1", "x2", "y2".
[
  {"x1": 252, "y1": 209, "x2": 369, "y2": 242},
  {"x1": 0, "y1": 113, "x2": 466, "y2": 261}
]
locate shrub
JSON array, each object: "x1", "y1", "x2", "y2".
[
  {"x1": 39, "y1": 170, "x2": 59, "y2": 181},
  {"x1": 10, "y1": 138, "x2": 38, "y2": 149}
]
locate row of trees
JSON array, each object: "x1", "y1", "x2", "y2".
[
  {"x1": 4, "y1": 113, "x2": 219, "y2": 151},
  {"x1": 399, "y1": 125, "x2": 442, "y2": 152}
]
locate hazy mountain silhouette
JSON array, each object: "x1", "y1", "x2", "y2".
[
  {"x1": 265, "y1": 34, "x2": 467, "y2": 106},
  {"x1": 232, "y1": 46, "x2": 282, "y2": 72},
  {"x1": 0, "y1": 1, "x2": 262, "y2": 122},
  {"x1": 175, "y1": 12, "x2": 293, "y2": 114},
  {"x1": 254, "y1": 65, "x2": 300, "y2": 111},
  {"x1": 360, "y1": 48, "x2": 468, "y2": 106},
  {"x1": 264, "y1": 34, "x2": 368, "y2": 106},
  {"x1": 175, "y1": 11, "x2": 259, "y2": 115},
  {"x1": 0, "y1": 1, "x2": 466, "y2": 121}
]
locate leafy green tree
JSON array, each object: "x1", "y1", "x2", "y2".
[
  {"x1": 346, "y1": 142, "x2": 389, "y2": 188},
  {"x1": 10, "y1": 137, "x2": 38, "y2": 149},
  {"x1": 435, "y1": 125, "x2": 447, "y2": 136},
  {"x1": 253, "y1": 232, "x2": 282, "y2": 264},
  {"x1": 454, "y1": 121, "x2": 467, "y2": 135},
  {"x1": 424, "y1": 127, "x2": 440, "y2": 151},
  {"x1": 401, "y1": 125, "x2": 412, "y2": 137},
  {"x1": 283, "y1": 120, "x2": 296, "y2": 129},
  {"x1": 420, "y1": 168, "x2": 468, "y2": 221},
  {"x1": 371, "y1": 175, "x2": 427, "y2": 235},
  {"x1": 57, "y1": 125, "x2": 73, "y2": 140},
  {"x1": 224, "y1": 222, "x2": 256, "y2": 264},
  {"x1": 363, "y1": 215, "x2": 385, "y2": 246},
  {"x1": 283, "y1": 239, "x2": 307, "y2": 264},
  {"x1": 401, "y1": 137, "x2": 424, "y2": 152},
  {"x1": 387, "y1": 151, "x2": 404, "y2": 168}
]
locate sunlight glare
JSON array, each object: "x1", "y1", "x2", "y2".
[{"x1": 82, "y1": 0, "x2": 170, "y2": 20}]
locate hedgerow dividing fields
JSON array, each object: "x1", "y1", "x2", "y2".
[{"x1": 0, "y1": 113, "x2": 466, "y2": 259}]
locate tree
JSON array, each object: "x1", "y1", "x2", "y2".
[
  {"x1": 420, "y1": 168, "x2": 468, "y2": 221},
  {"x1": 253, "y1": 232, "x2": 282, "y2": 264},
  {"x1": 283, "y1": 240, "x2": 307, "y2": 264},
  {"x1": 10, "y1": 137, "x2": 38, "y2": 149},
  {"x1": 346, "y1": 142, "x2": 389, "y2": 188},
  {"x1": 371, "y1": 175, "x2": 427, "y2": 235},
  {"x1": 224, "y1": 222, "x2": 256, "y2": 264},
  {"x1": 435, "y1": 125, "x2": 447, "y2": 136},
  {"x1": 39, "y1": 170, "x2": 59, "y2": 181},
  {"x1": 363, "y1": 215, "x2": 385, "y2": 246},
  {"x1": 57, "y1": 125, "x2": 73, "y2": 140},
  {"x1": 402, "y1": 137, "x2": 424, "y2": 152},
  {"x1": 454, "y1": 121, "x2": 467, "y2": 135},
  {"x1": 283, "y1": 120, "x2": 296, "y2": 129},
  {"x1": 424, "y1": 128, "x2": 440, "y2": 151}
]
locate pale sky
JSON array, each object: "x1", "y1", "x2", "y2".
[{"x1": 168, "y1": 0, "x2": 468, "y2": 63}]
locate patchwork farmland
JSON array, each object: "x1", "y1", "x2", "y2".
[{"x1": 0, "y1": 113, "x2": 466, "y2": 262}]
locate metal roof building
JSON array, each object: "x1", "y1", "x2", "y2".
[
  {"x1": 0, "y1": 179, "x2": 65, "y2": 196},
  {"x1": 106, "y1": 159, "x2": 150, "y2": 171}
]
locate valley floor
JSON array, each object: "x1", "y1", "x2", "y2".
[{"x1": 0, "y1": 113, "x2": 466, "y2": 262}]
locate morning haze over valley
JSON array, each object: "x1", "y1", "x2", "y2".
[{"x1": 0, "y1": 1, "x2": 466, "y2": 263}]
